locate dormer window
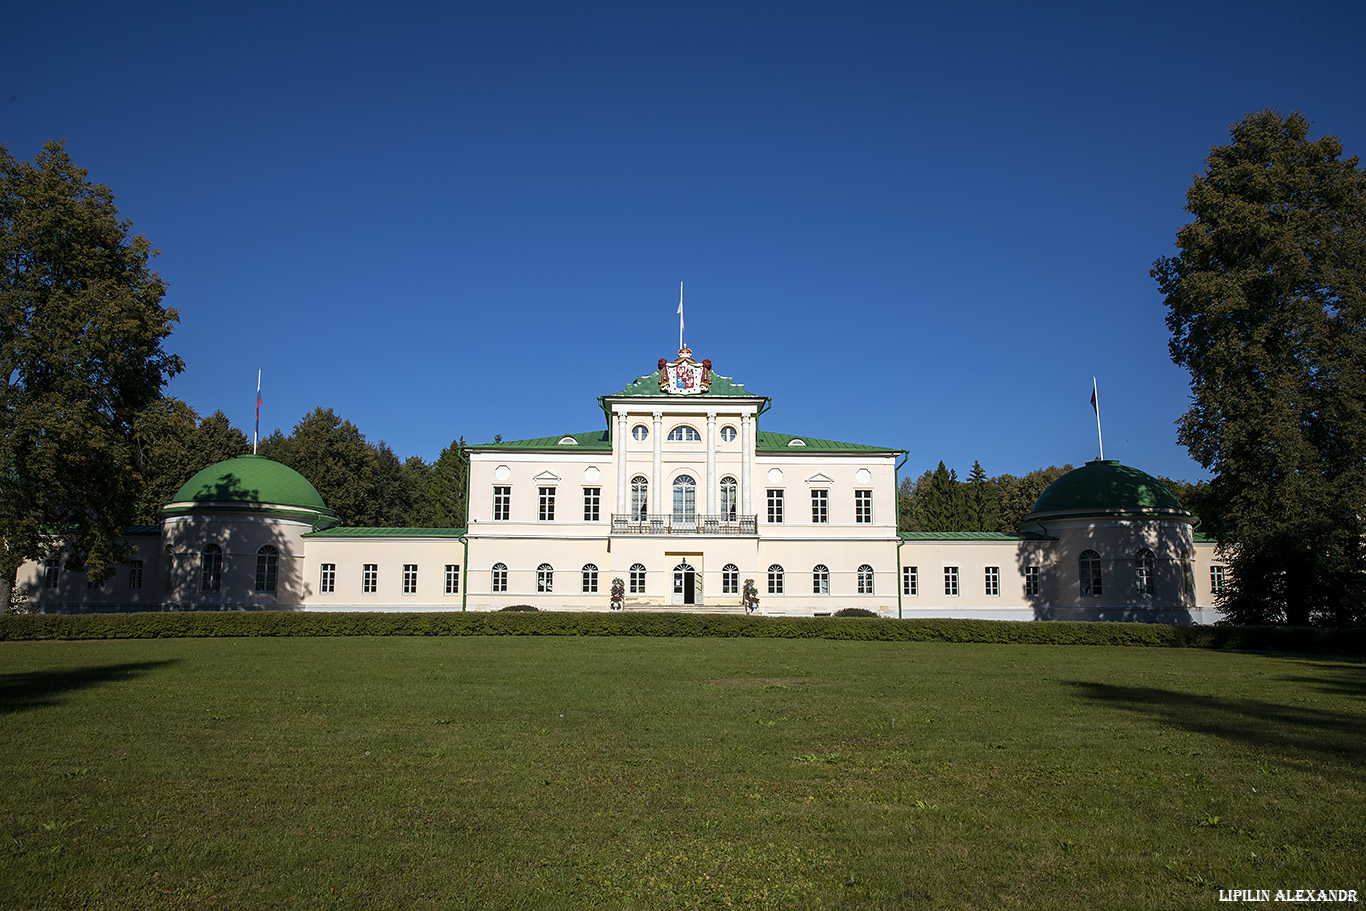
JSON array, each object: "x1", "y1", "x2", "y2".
[
  {"x1": 668, "y1": 426, "x2": 701, "y2": 442},
  {"x1": 558, "y1": 436, "x2": 578, "y2": 445},
  {"x1": 788, "y1": 438, "x2": 806, "y2": 447}
]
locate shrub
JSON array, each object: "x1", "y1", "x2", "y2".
[
  {"x1": 499, "y1": 605, "x2": 539, "y2": 612},
  {"x1": 834, "y1": 607, "x2": 879, "y2": 618}
]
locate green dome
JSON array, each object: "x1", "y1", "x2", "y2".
[
  {"x1": 170, "y1": 455, "x2": 329, "y2": 512},
  {"x1": 1026, "y1": 460, "x2": 1186, "y2": 519}
]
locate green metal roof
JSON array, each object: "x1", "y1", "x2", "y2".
[
  {"x1": 476, "y1": 430, "x2": 612, "y2": 451},
  {"x1": 606, "y1": 369, "x2": 763, "y2": 398},
  {"x1": 899, "y1": 531, "x2": 1056, "y2": 541},
  {"x1": 167, "y1": 455, "x2": 333, "y2": 514},
  {"x1": 1026, "y1": 460, "x2": 1188, "y2": 519},
  {"x1": 302, "y1": 526, "x2": 467, "y2": 539},
  {"x1": 126, "y1": 525, "x2": 161, "y2": 536},
  {"x1": 756, "y1": 430, "x2": 900, "y2": 454}
]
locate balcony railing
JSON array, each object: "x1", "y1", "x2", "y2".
[{"x1": 611, "y1": 514, "x2": 758, "y2": 535}]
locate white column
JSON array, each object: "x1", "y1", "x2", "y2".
[
  {"x1": 706, "y1": 411, "x2": 717, "y2": 516},
  {"x1": 741, "y1": 412, "x2": 753, "y2": 517},
  {"x1": 616, "y1": 410, "x2": 627, "y2": 519},
  {"x1": 651, "y1": 410, "x2": 663, "y2": 515}
]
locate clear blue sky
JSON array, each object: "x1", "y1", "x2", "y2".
[{"x1": 5, "y1": 1, "x2": 1364, "y2": 482}]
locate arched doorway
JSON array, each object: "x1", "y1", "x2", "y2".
[{"x1": 672, "y1": 560, "x2": 699, "y2": 605}]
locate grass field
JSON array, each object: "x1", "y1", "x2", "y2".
[{"x1": 2, "y1": 637, "x2": 1362, "y2": 909}]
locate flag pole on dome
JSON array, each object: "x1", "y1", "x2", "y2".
[
  {"x1": 254, "y1": 369, "x2": 262, "y2": 456},
  {"x1": 1091, "y1": 376, "x2": 1104, "y2": 461},
  {"x1": 677, "y1": 281, "x2": 685, "y2": 351}
]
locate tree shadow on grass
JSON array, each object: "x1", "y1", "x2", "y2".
[
  {"x1": 0, "y1": 661, "x2": 180, "y2": 714},
  {"x1": 1065, "y1": 675, "x2": 1366, "y2": 783}
]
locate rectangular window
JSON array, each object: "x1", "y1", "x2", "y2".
[
  {"x1": 397, "y1": 564, "x2": 415, "y2": 594},
  {"x1": 128, "y1": 560, "x2": 143, "y2": 591},
  {"x1": 811, "y1": 489, "x2": 828, "y2": 524},
  {"x1": 362, "y1": 564, "x2": 378, "y2": 594},
  {"x1": 1210, "y1": 565, "x2": 1227, "y2": 595},
  {"x1": 985, "y1": 566, "x2": 1000, "y2": 597},
  {"x1": 43, "y1": 558, "x2": 59, "y2": 588},
  {"x1": 538, "y1": 487, "x2": 556, "y2": 521},
  {"x1": 767, "y1": 489, "x2": 784, "y2": 524},
  {"x1": 944, "y1": 566, "x2": 959, "y2": 597},
  {"x1": 1025, "y1": 566, "x2": 1040, "y2": 597},
  {"x1": 493, "y1": 486, "x2": 510, "y2": 521},
  {"x1": 445, "y1": 564, "x2": 460, "y2": 595},
  {"x1": 903, "y1": 566, "x2": 918, "y2": 596},
  {"x1": 722, "y1": 566, "x2": 738, "y2": 595},
  {"x1": 320, "y1": 563, "x2": 336, "y2": 594},
  {"x1": 583, "y1": 487, "x2": 600, "y2": 522},
  {"x1": 855, "y1": 489, "x2": 872, "y2": 524}
]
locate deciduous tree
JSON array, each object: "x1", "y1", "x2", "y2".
[
  {"x1": 0, "y1": 141, "x2": 182, "y2": 585},
  {"x1": 1153, "y1": 110, "x2": 1366, "y2": 626}
]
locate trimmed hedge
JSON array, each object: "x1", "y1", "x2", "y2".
[{"x1": 1, "y1": 611, "x2": 1362, "y2": 652}]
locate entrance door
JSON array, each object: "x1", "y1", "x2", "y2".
[{"x1": 672, "y1": 561, "x2": 697, "y2": 605}]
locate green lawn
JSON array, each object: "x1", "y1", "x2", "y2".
[{"x1": 2, "y1": 638, "x2": 1362, "y2": 909}]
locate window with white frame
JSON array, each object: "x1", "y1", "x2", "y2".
[
  {"x1": 493, "y1": 486, "x2": 510, "y2": 521},
  {"x1": 767, "y1": 489, "x2": 784, "y2": 524},
  {"x1": 583, "y1": 487, "x2": 600, "y2": 522},
  {"x1": 43, "y1": 556, "x2": 59, "y2": 588},
  {"x1": 537, "y1": 563, "x2": 553, "y2": 593},
  {"x1": 538, "y1": 487, "x2": 556, "y2": 521},
  {"x1": 722, "y1": 564, "x2": 739, "y2": 595},
  {"x1": 202, "y1": 544, "x2": 223, "y2": 593},
  {"x1": 811, "y1": 489, "x2": 828, "y2": 524},
  {"x1": 720, "y1": 425, "x2": 737, "y2": 442},
  {"x1": 667, "y1": 425, "x2": 701, "y2": 442},
  {"x1": 673, "y1": 475, "x2": 696, "y2": 519},
  {"x1": 492, "y1": 562, "x2": 508, "y2": 593},
  {"x1": 128, "y1": 560, "x2": 143, "y2": 591},
  {"x1": 445, "y1": 564, "x2": 460, "y2": 595},
  {"x1": 1080, "y1": 550, "x2": 1103, "y2": 597},
  {"x1": 944, "y1": 566, "x2": 959, "y2": 596},
  {"x1": 767, "y1": 564, "x2": 784, "y2": 595},
  {"x1": 582, "y1": 563, "x2": 598, "y2": 593},
  {"x1": 402, "y1": 564, "x2": 419, "y2": 594},
  {"x1": 984, "y1": 566, "x2": 1000, "y2": 597},
  {"x1": 630, "y1": 476, "x2": 649, "y2": 519},
  {"x1": 1025, "y1": 566, "x2": 1040, "y2": 597},
  {"x1": 629, "y1": 563, "x2": 646, "y2": 594},
  {"x1": 813, "y1": 564, "x2": 829, "y2": 594},
  {"x1": 1210, "y1": 564, "x2": 1227, "y2": 596},
  {"x1": 855, "y1": 489, "x2": 872, "y2": 524},
  {"x1": 632, "y1": 424, "x2": 648, "y2": 441},
  {"x1": 255, "y1": 545, "x2": 279, "y2": 592},
  {"x1": 1135, "y1": 549, "x2": 1155, "y2": 596},
  {"x1": 903, "y1": 565, "x2": 918, "y2": 596},
  {"x1": 720, "y1": 476, "x2": 737, "y2": 520},
  {"x1": 362, "y1": 564, "x2": 378, "y2": 594},
  {"x1": 320, "y1": 563, "x2": 335, "y2": 594},
  {"x1": 858, "y1": 564, "x2": 874, "y2": 595}
]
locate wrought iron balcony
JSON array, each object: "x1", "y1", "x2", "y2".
[{"x1": 611, "y1": 514, "x2": 758, "y2": 535}]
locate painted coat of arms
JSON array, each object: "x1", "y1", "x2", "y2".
[{"x1": 659, "y1": 347, "x2": 711, "y2": 395}]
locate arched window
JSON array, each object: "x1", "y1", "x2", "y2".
[
  {"x1": 1079, "y1": 550, "x2": 1102, "y2": 597},
  {"x1": 767, "y1": 564, "x2": 784, "y2": 595},
  {"x1": 1135, "y1": 548, "x2": 1155, "y2": 596},
  {"x1": 492, "y1": 562, "x2": 508, "y2": 593},
  {"x1": 720, "y1": 476, "x2": 737, "y2": 520},
  {"x1": 629, "y1": 563, "x2": 647, "y2": 594},
  {"x1": 812, "y1": 564, "x2": 829, "y2": 595},
  {"x1": 255, "y1": 545, "x2": 278, "y2": 592},
  {"x1": 667, "y1": 425, "x2": 701, "y2": 442},
  {"x1": 672, "y1": 474, "x2": 696, "y2": 519},
  {"x1": 537, "y1": 563, "x2": 553, "y2": 593},
  {"x1": 582, "y1": 563, "x2": 598, "y2": 593},
  {"x1": 630, "y1": 476, "x2": 649, "y2": 519},
  {"x1": 201, "y1": 544, "x2": 223, "y2": 593},
  {"x1": 857, "y1": 564, "x2": 875, "y2": 595},
  {"x1": 722, "y1": 563, "x2": 739, "y2": 595}
]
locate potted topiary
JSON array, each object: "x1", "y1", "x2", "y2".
[
  {"x1": 742, "y1": 579, "x2": 759, "y2": 613},
  {"x1": 610, "y1": 577, "x2": 625, "y2": 610}
]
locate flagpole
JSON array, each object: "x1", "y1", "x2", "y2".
[
  {"x1": 677, "y1": 281, "x2": 684, "y2": 351},
  {"x1": 1092, "y1": 376, "x2": 1104, "y2": 460},
  {"x1": 254, "y1": 369, "x2": 261, "y2": 455}
]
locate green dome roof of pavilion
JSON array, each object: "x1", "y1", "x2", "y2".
[
  {"x1": 1026, "y1": 460, "x2": 1187, "y2": 519},
  {"x1": 169, "y1": 455, "x2": 330, "y2": 513}
]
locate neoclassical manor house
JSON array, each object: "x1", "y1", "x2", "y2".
[{"x1": 19, "y1": 347, "x2": 1227, "y2": 623}]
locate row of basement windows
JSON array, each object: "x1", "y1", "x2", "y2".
[
  {"x1": 493, "y1": 482, "x2": 875, "y2": 523},
  {"x1": 486, "y1": 563, "x2": 878, "y2": 595},
  {"x1": 901, "y1": 551, "x2": 1223, "y2": 598}
]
